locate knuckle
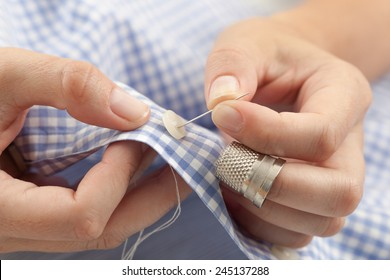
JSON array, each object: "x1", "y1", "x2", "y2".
[
  {"x1": 272, "y1": 233, "x2": 313, "y2": 249},
  {"x1": 206, "y1": 46, "x2": 250, "y2": 72},
  {"x1": 256, "y1": 128, "x2": 274, "y2": 155},
  {"x1": 354, "y1": 72, "x2": 373, "y2": 110},
  {"x1": 336, "y1": 178, "x2": 363, "y2": 216},
  {"x1": 267, "y1": 172, "x2": 285, "y2": 201},
  {"x1": 332, "y1": 176, "x2": 363, "y2": 216},
  {"x1": 318, "y1": 217, "x2": 345, "y2": 237},
  {"x1": 258, "y1": 200, "x2": 280, "y2": 223},
  {"x1": 151, "y1": 166, "x2": 190, "y2": 207},
  {"x1": 123, "y1": 154, "x2": 141, "y2": 178},
  {"x1": 101, "y1": 236, "x2": 126, "y2": 250},
  {"x1": 90, "y1": 234, "x2": 125, "y2": 250},
  {"x1": 313, "y1": 119, "x2": 339, "y2": 161},
  {"x1": 288, "y1": 235, "x2": 313, "y2": 248},
  {"x1": 73, "y1": 210, "x2": 106, "y2": 241},
  {"x1": 258, "y1": 200, "x2": 276, "y2": 221},
  {"x1": 60, "y1": 60, "x2": 101, "y2": 105},
  {"x1": 342, "y1": 61, "x2": 373, "y2": 110}
]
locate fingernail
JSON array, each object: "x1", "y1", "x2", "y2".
[
  {"x1": 212, "y1": 104, "x2": 243, "y2": 133},
  {"x1": 110, "y1": 87, "x2": 149, "y2": 122},
  {"x1": 208, "y1": 76, "x2": 240, "y2": 107}
]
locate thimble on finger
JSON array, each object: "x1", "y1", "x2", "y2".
[{"x1": 215, "y1": 141, "x2": 285, "y2": 208}]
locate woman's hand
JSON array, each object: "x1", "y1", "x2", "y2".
[
  {"x1": 0, "y1": 48, "x2": 191, "y2": 253},
  {"x1": 204, "y1": 18, "x2": 372, "y2": 248}
]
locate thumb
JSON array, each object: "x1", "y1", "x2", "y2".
[{"x1": 0, "y1": 48, "x2": 150, "y2": 134}]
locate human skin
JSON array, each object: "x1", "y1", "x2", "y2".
[
  {"x1": 0, "y1": 48, "x2": 191, "y2": 252},
  {"x1": 204, "y1": 0, "x2": 389, "y2": 247},
  {"x1": 2, "y1": 0, "x2": 388, "y2": 253}
]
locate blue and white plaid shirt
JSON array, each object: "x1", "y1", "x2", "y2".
[{"x1": 1, "y1": 0, "x2": 389, "y2": 259}]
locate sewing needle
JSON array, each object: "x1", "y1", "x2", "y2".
[{"x1": 177, "y1": 92, "x2": 251, "y2": 128}]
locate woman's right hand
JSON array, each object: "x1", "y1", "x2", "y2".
[{"x1": 204, "y1": 17, "x2": 372, "y2": 247}]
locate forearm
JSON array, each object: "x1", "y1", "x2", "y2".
[{"x1": 273, "y1": 0, "x2": 390, "y2": 80}]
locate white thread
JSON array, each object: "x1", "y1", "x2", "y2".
[{"x1": 121, "y1": 165, "x2": 182, "y2": 260}]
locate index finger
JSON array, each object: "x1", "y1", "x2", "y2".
[
  {"x1": 212, "y1": 62, "x2": 371, "y2": 161},
  {"x1": 0, "y1": 141, "x2": 143, "y2": 241}
]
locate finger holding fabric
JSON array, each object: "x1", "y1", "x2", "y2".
[
  {"x1": 0, "y1": 47, "x2": 161, "y2": 253},
  {"x1": 205, "y1": 15, "x2": 372, "y2": 247},
  {"x1": 0, "y1": 141, "x2": 141, "y2": 249},
  {"x1": 0, "y1": 47, "x2": 150, "y2": 152},
  {"x1": 0, "y1": 144, "x2": 192, "y2": 253}
]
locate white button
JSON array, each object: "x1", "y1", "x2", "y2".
[
  {"x1": 271, "y1": 245, "x2": 300, "y2": 260},
  {"x1": 162, "y1": 110, "x2": 186, "y2": 139}
]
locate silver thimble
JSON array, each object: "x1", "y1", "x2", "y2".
[{"x1": 215, "y1": 141, "x2": 285, "y2": 208}]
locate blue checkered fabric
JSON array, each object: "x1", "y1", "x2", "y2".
[{"x1": 1, "y1": 0, "x2": 390, "y2": 259}]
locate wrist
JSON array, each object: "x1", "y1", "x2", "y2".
[
  {"x1": 270, "y1": 7, "x2": 335, "y2": 56},
  {"x1": 270, "y1": 1, "x2": 390, "y2": 80}
]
